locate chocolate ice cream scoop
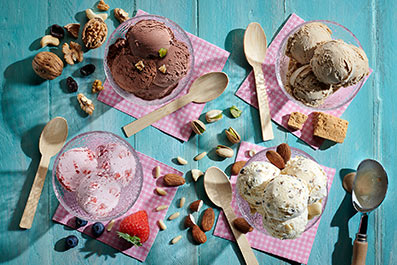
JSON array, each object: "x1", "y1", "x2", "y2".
[
  {"x1": 286, "y1": 22, "x2": 332, "y2": 64},
  {"x1": 126, "y1": 19, "x2": 174, "y2": 58},
  {"x1": 111, "y1": 54, "x2": 157, "y2": 94},
  {"x1": 153, "y1": 40, "x2": 191, "y2": 87}
]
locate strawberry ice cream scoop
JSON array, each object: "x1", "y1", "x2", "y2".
[
  {"x1": 77, "y1": 172, "x2": 121, "y2": 217},
  {"x1": 96, "y1": 143, "x2": 136, "y2": 187},
  {"x1": 56, "y1": 148, "x2": 97, "y2": 191}
]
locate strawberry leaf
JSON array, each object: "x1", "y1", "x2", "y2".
[{"x1": 117, "y1": 232, "x2": 142, "y2": 246}]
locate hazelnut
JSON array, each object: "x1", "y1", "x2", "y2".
[{"x1": 32, "y1": 52, "x2": 63, "y2": 80}]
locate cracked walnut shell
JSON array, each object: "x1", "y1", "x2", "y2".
[
  {"x1": 64, "y1": 23, "x2": 80, "y2": 38},
  {"x1": 82, "y1": 17, "x2": 108, "y2": 49},
  {"x1": 62, "y1": 41, "x2": 83, "y2": 65},
  {"x1": 77, "y1": 93, "x2": 95, "y2": 115},
  {"x1": 32, "y1": 52, "x2": 63, "y2": 80}
]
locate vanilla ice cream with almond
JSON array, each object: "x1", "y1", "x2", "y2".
[
  {"x1": 282, "y1": 156, "x2": 327, "y2": 204},
  {"x1": 262, "y1": 208, "x2": 308, "y2": 239},
  {"x1": 237, "y1": 161, "x2": 280, "y2": 210},
  {"x1": 260, "y1": 174, "x2": 309, "y2": 221}
]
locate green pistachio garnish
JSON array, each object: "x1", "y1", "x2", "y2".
[
  {"x1": 159, "y1": 48, "x2": 168, "y2": 58},
  {"x1": 230, "y1": 105, "x2": 242, "y2": 118}
]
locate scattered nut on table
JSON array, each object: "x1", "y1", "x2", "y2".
[
  {"x1": 85, "y1": 8, "x2": 108, "y2": 21},
  {"x1": 92, "y1": 80, "x2": 104, "y2": 93},
  {"x1": 215, "y1": 145, "x2": 234, "y2": 158},
  {"x1": 64, "y1": 23, "x2": 80, "y2": 38},
  {"x1": 225, "y1": 127, "x2": 241, "y2": 144},
  {"x1": 32, "y1": 51, "x2": 63, "y2": 80},
  {"x1": 177, "y1": 156, "x2": 188, "y2": 165},
  {"x1": 205, "y1": 109, "x2": 223, "y2": 123},
  {"x1": 190, "y1": 120, "x2": 206, "y2": 135},
  {"x1": 97, "y1": 0, "x2": 110, "y2": 11},
  {"x1": 62, "y1": 41, "x2": 83, "y2": 65},
  {"x1": 114, "y1": 8, "x2": 129, "y2": 23},
  {"x1": 82, "y1": 17, "x2": 108, "y2": 49},
  {"x1": 40, "y1": 35, "x2": 60, "y2": 48},
  {"x1": 77, "y1": 93, "x2": 95, "y2": 115},
  {"x1": 191, "y1": 169, "x2": 203, "y2": 182}
]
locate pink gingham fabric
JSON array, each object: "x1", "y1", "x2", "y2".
[
  {"x1": 236, "y1": 14, "x2": 371, "y2": 149},
  {"x1": 53, "y1": 151, "x2": 182, "y2": 262},
  {"x1": 98, "y1": 10, "x2": 230, "y2": 142},
  {"x1": 213, "y1": 141, "x2": 336, "y2": 264}
]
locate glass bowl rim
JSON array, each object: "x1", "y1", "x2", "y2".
[
  {"x1": 275, "y1": 19, "x2": 364, "y2": 111},
  {"x1": 52, "y1": 130, "x2": 144, "y2": 222},
  {"x1": 236, "y1": 145, "x2": 329, "y2": 235},
  {"x1": 103, "y1": 14, "x2": 195, "y2": 106}
]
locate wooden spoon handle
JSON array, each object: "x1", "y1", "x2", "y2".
[
  {"x1": 123, "y1": 94, "x2": 192, "y2": 137},
  {"x1": 253, "y1": 66, "x2": 274, "y2": 141},
  {"x1": 223, "y1": 206, "x2": 259, "y2": 265},
  {"x1": 20, "y1": 155, "x2": 50, "y2": 229},
  {"x1": 352, "y1": 238, "x2": 368, "y2": 265}
]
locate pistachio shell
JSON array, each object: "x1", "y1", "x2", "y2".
[
  {"x1": 205, "y1": 110, "x2": 223, "y2": 123},
  {"x1": 225, "y1": 127, "x2": 241, "y2": 144},
  {"x1": 190, "y1": 120, "x2": 206, "y2": 135},
  {"x1": 215, "y1": 145, "x2": 234, "y2": 158},
  {"x1": 230, "y1": 105, "x2": 242, "y2": 118}
]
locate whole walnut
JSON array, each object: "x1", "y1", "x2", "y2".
[{"x1": 32, "y1": 52, "x2": 64, "y2": 80}]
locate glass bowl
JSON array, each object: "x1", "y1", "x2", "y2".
[
  {"x1": 236, "y1": 146, "x2": 328, "y2": 237},
  {"x1": 52, "y1": 131, "x2": 143, "y2": 222},
  {"x1": 275, "y1": 20, "x2": 365, "y2": 110},
  {"x1": 103, "y1": 14, "x2": 195, "y2": 106}
]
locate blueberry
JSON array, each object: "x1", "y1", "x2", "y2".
[
  {"x1": 75, "y1": 217, "x2": 88, "y2": 228},
  {"x1": 66, "y1": 77, "x2": 78, "y2": 92},
  {"x1": 50, "y1": 24, "x2": 64, "y2": 39},
  {"x1": 92, "y1": 222, "x2": 105, "y2": 237},
  {"x1": 80, "y1": 64, "x2": 96, "y2": 76},
  {"x1": 65, "y1": 235, "x2": 79, "y2": 248}
]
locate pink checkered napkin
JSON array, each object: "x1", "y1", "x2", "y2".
[
  {"x1": 98, "y1": 9, "x2": 229, "y2": 142},
  {"x1": 53, "y1": 151, "x2": 182, "y2": 262},
  {"x1": 236, "y1": 13, "x2": 371, "y2": 149},
  {"x1": 213, "y1": 141, "x2": 336, "y2": 264}
]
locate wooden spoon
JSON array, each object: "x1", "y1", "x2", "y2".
[
  {"x1": 244, "y1": 22, "x2": 274, "y2": 141},
  {"x1": 204, "y1": 167, "x2": 259, "y2": 265},
  {"x1": 123, "y1": 72, "x2": 228, "y2": 137},
  {"x1": 20, "y1": 117, "x2": 68, "y2": 229}
]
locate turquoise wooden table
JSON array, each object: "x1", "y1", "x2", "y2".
[{"x1": 1, "y1": 0, "x2": 395, "y2": 264}]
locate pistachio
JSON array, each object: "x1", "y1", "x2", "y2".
[
  {"x1": 230, "y1": 105, "x2": 242, "y2": 118},
  {"x1": 205, "y1": 109, "x2": 223, "y2": 123},
  {"x1": 225, "y1": 127, "x2": 241, "y2": 144},
  {"x1": 215, "y1": 145, "x2": 234, "y2": 158},
  {"x1": 159, "y1": 48, "x2": 168, "y2": 58},
  {"x1": 190, "y1": 120, "x2": 206, "y2": 135}
]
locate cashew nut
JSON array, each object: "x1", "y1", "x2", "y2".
[
  {"x1": 85, "y1": 8, "x2": 108, "y2": 21},
  {"x1": 40, "y1": 35, "x2": 60, "y2": 48}
]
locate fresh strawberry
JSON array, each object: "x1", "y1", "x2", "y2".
[{"x1": 117, "y1": 210, "x2": 150, "y2": 246}]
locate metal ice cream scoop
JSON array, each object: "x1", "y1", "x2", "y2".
[{"x1": 351, "y1": 159, "x2": 388, "y2": 265}]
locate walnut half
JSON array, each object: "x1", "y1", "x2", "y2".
[
  {"x1": 62, "y1": 41, "x2": 83, "y2": 65},
  {"x1": 77, "y1": 93, "x2": 95, "y2": 115},
  {"x1": 82, "y1": 18, "x2": 108, "y2": 49}
]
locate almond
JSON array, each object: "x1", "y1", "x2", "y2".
[
  {"x1": 233, "y1": 217, "x2": 253, "y2": 234},
  {"x1": 184, "y1": 214, "x2": 196, "y2": 228},
  {"x1": 163, "y1": 174, "x2": 185, "y2": 186},
  {"x1": 231, "y1": 161, "x2": 246, "y2": 175},
  {"x1": 266, "y1": 150, "x2": 285, "y2": 169},
  {"x1": 191, "y1": 225, "x2": 207, "y2": 244},
  {"x1": 189, "y1": 200, "x2": 203, "y2": 212},
  {"x1": 201, "y1": 208, "x2": 215, "y2": 232},
  {"x1": 276, "y1": 143, "x2": 291, "y2": 163}
]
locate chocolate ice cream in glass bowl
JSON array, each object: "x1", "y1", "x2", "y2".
[
  {"x1": 104, "y1": 14, "x2": 195, "y2": 106},
  {"x1": 236, "y1": 146, "x2": 328, "y2": 239},
  {"x1": 52, "y1": 131, "x2": 143, "y2": 222},
  {"x1": 275, "y1": 20, "x2": 369, "y2": 110}
]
